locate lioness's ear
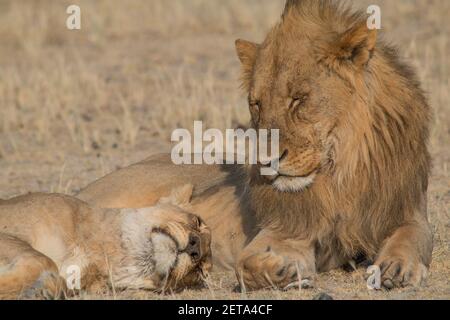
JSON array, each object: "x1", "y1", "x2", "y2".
[
  {"x1": 324, "y1": 22, "x2": 377, "y2": 69},
  {"x1": 235, "y1": 39, "x2": 259, "y2": 90},
  {"x1": 159, "y1": 184, "x2": 194, "y2": 207}
]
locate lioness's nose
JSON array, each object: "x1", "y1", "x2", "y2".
[{"x1": 186, "y1": 233, "x2": 202, "y2": 262}]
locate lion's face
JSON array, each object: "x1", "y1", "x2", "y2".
[
  {"x1": 119, "y1": 185, "x2": 212, "y2": 292},
  {"x1": 236, "y1": 5, "x2": 377, "y2": 193},
  {"x1": 238, "y1": 38, "x2": 340, "y2": 193}
]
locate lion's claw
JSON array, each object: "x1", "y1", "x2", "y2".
[
  {"x1": 283, "y1": 278, "x2": 314, "y2": 291},
  {"x1": 377, "y1": 256, "x2": 428, "y2": 289},
  {"x1": 238, "y1": 250, "x2": 313, "y2": 291}
]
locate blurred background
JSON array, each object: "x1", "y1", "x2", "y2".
[{"x1": 0, "y1": 0, "x2": 448, "y2": 299}]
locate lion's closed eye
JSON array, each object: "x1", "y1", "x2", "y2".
[
  {"x1": 248, "y1": 101, "x2": 261, "y2": 123},
  {"x1": 289, "y1": 95, "x2": 308, "y2": 111}
]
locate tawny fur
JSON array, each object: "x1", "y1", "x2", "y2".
[
  {"x1": 239, "y1": 0, "x2": 431, "y2": 263},
  {"x1": 0, "y1": 191, "x2": 212, "y2": 299},
  {"x1": 79, "y1": 0, "x2": 433, "y2": 291}
]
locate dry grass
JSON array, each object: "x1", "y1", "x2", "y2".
[{"x1": 0, "y1": 0, "x2": 448, "y2": 300}]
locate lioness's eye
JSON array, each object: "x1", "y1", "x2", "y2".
[
  {"x1": 190, "y1": 215, "x2": 202, "y2": 229},
  {"x1": 195, "y1": 216, "x2": 202, "y2": 228}
]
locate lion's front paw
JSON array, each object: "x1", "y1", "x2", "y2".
[
  {"x1": 376, "y1": 256, "x2": 428, "y2": 289},
  {"x1": 237, "y1": 249, "x2": 313, "y2": 291}
]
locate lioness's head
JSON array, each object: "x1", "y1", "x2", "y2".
[
  {"x1": 118, "y1": 185, "x2": 212, "y2": 292},
  {"x1": 236, "y1": 0, "x2": 379, "y2": 192}
]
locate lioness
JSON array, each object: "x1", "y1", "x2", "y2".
[
  {"x1": 0, "y1": 185, "x2": 211, "y2": 299},
  {"x1": 79, "y1": 0, "x2": 433, "y2": 291}
]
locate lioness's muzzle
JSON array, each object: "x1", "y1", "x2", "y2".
[{"x1": 185, "y1": 233, "x2": 202, "y2": 261}]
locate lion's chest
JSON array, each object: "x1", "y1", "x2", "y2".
[{"x1": 328, "y1": 211, "x2": 379, "y2": 259}]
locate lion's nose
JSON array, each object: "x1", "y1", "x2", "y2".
[
  {"x1": 259, "y1": 150, "x2": 288, "y2": 179},
  {"x1": 186, "y1": 233, "x2": 202, "y2": 262},
  {"x1": 258, "y1": 150, "x2": 288, "y2": 166}
]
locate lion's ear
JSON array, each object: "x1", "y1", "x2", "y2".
[
  {"x1": 282, "y1": 0, "x2": 302, "y2": 18},
  {"x1": 324, "y1": 22, "x2": 377, "y2": 69},
  {"x1": 235, "y1": 39, "x2": 258, "y2": 65},
  {"x1": 158, "y1": 184, "x2": 194, "y2": 207},
  {"x1": 235, "y1": 39, "x2": 259, "y2": 90}
]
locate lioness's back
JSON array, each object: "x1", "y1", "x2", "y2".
[
  {"x1": 0, "y1": 193, "x2": 86, "y2": 242},
  {"x1": 78, "y1": 153, "x2": 230, "y2": 208}
]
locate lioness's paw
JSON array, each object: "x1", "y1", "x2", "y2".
[
  {"x1": 376, "y1": 256, "x2": 428, "y2": 289},
  {"x1": 20, "y1": 272, "x2": 67, "y2": 300},
  {"x1": 22, "y1": 285, "x2": 54, "y2": 300},
  {"x1": 237, "y1": 249, "x2": 313, "y2": 291}
]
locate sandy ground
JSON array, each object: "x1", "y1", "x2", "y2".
[{"x1": 0, "y1": 0, "x2": 448, "y2": 300}]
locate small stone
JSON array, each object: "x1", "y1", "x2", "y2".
[
  {"x1": 91, "y1": 141, "x2": 100, "y2": 150},
  {"x1": 313, "y1": 293, "x2": 334, "y2": 300}
]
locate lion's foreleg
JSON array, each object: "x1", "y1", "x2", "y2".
[
  {"x1": 375, "y1": 211, "x2": 433, "y2": 289},
  {"x1": 235, "y1": 229, "x2": 316, "y2": 291}
]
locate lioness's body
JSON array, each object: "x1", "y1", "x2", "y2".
[
  {"x1": 79, "y1": 154, "x2": 256, "y2": 269},
  {"x1": 0, "y1": 191, "x2": 211, "y2": 299}
]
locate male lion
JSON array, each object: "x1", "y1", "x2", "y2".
[
  {"x1": 79, "y1": 0, "x2": 433, "y2": 291},
  {"x1": 0, "y1": 185, "x2": 211, "y2": 299}
]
